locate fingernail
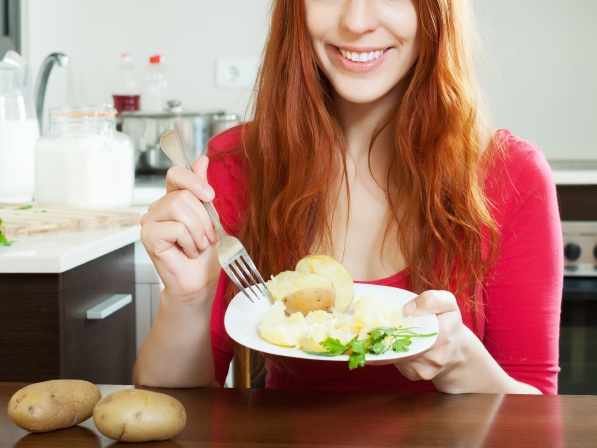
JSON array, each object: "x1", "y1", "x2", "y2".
[
  {"x1": 404, "y1": 300, "x2": 417, "y2": 316},
  {"x1": 203, "y1": 186, "x2": 215, "y2": 201},
  {"x1": 202, "y1": 235, "x2": 209, "y2": 249}
]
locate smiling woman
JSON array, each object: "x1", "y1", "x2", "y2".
[
  {"x1": 133, "y1": 0, "x2": 562, "y2": 396},
  {"x1": 304, "y1": 0, "x2": 419, "y2": 104}
]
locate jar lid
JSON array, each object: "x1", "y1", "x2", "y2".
[{"x1": 51, "y1": 105, "x2": 117, "y2": 119}]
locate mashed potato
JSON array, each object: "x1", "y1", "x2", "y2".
[{"x1": 258, "y1": 294, "x2": 409, "y2": 351}]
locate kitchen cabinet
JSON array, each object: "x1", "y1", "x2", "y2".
[
  {"x1": 0, "y1": 226, "x2": 140, "y2": 384},
  {"x1": 0, "y1": 244, "x2": 135, "y2": 384}
]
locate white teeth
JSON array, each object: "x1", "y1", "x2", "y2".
[{"x1": 340, "y1": 48, "x2": 384, "y2": 63}]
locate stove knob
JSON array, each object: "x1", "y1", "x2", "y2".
[{"x1": 564, "y1": 243, "x2": 581, "y2": 261}]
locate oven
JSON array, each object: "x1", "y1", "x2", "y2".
[{"x1": 554, "y1": 167, "x2": 597, "y2": 395}]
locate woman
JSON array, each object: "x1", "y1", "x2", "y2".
[{"x1": 134, "y1": 0, "x2": 562, "y2": 394}]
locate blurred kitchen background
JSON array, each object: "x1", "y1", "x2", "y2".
[
  {"x1": 1, "y1": 0, "x2": 596, "y2": 392},
  {"x1": 6, "y1": 0, "x2": 594, "y2": 161},
  {"x1": 19, "y1": 0, "x2": 270, "y2": 129}
]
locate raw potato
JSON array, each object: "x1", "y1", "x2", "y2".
[
  {"x1": 282, "y1": 287, "x2": 335, "y2": 315},
  {"x1": 295, "y1": 255, "x2": 355, "y2": 312},
  {"x1": 93, "y1": 389, "x2": 187, "y2": 443},
  {"x1": 7, "y1": 379, "x2": 101, "y2": 433}
]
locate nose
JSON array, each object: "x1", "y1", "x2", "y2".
[{"x1": 340, "y1": 0, "x2": 379, "y2": 35}]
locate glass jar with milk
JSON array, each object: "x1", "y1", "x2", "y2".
[{"x1": 35, "y1": 105, "x2": 135, "y2": 209}]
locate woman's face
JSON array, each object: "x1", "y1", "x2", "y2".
[{"x1": 304, "y1": 0, "x2": 420, "y2": 105}]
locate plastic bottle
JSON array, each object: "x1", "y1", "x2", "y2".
[
  {"x1": 143, "y1": 54, "x2": 169, "y2": 112},
  {"x1": 112, "y1": 53, "x2": 141, "y2": 115}
]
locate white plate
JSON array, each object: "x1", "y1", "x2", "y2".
[{"x1": 224, "y1": 283, "x2": 438, "y2": 366}]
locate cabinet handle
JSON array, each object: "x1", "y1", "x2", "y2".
[{"x1": 86, "y1": 294, "x2": 133, "y2": 320}]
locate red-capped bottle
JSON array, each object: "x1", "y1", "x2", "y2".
[{"x1": 143, "y1": 54, "x2": 169, "y2": 112}]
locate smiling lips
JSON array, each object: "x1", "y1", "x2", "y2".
[
  {"x1": 335, "y1": 46, "x2": 389, "y2": 72},
  {"x1": 339, "y1": 48, "x2": 385, "y2": 63}
]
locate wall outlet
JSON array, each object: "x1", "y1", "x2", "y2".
[{"x1": 216, "y1": 57, "x2": 259, "y2": 89}]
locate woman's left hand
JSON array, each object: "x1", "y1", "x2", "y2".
[
  {"x1": 394, "y1": 290, "x2": 541, "y2": 394},
  {"x1": 393, "y1": 290, "x2": 466, "y2": 386}
]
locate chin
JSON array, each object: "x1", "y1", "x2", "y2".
[{"x1": 334, "y1": 86, "x2": 395, "y2": 106}]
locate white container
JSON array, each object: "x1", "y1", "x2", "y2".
[
  {"x1": 35, "y1": 105, "x2": 135, "y2": 209},
  {"x1": 0, "y1": 51, "x2": 40, "y2": 203}
]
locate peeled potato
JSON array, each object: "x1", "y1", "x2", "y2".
[
  {"x1": 282, "y1": 287, "x2": 335, "y2": 315},
  {"x1": 93, "y1": 389, "x2": 186, "y2": 443},
  {"x1": 267, "y1": 270, "x2": 333, "y2": 302},
  {"x1": 7, "y1": 379, "x2": 101, "y2": 433},
  {"x1": 295, "y1": 255, "x2": 355, "y2": 312}
]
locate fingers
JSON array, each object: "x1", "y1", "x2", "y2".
[
  {"x1": 403, "y1": 290, "x2": 459, "y2": 317},
  {"x1": 143, "y1": 189, "x2": 217, "y2": 249},
  {"x1": 141, "y1": 219, "x2": 201, "y2": 259},
  {"x1": 165, "y1": 156, "x2": 215, "y2": 203}
]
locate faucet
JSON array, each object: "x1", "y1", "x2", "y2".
[{"x1": 33, "y1": 52, "x2": 70, "y2": 133}]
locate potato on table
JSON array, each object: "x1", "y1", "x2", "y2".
[
  {"x1": 93, "y1": 388, "x2": 187, "y2": 442},
  {"x1": 7, "y1": 379, "x2": 101, "y2": 433}
]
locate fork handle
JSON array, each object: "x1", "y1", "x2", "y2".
[{"x1": 202, "y1": 200, "x2": 227, "y2": 239}]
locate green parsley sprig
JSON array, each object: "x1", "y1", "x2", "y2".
[
  {"x1": 0, "y1": 219, "x2": 12, "y2": 246},
  {"x1": 305, "y1": 326, "x2": 437, "y2": 370},
  {"x1": 0, "y1": 218, "x2": 11, "y2": 246}
]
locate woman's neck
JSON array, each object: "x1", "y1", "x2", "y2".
[{"x1": 333, "y1": 82, "x2": 404, "y2": 162}]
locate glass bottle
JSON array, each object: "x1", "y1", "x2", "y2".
[{"x1": 35, "y1": 105, "x2": 135, "y2": 209}]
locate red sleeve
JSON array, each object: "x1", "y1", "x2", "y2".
[
  {"x1": 483, "y1": 131, "x2": 563, "y2": 394},
  {"x1": 205, "y1": 126, "x2": 249, "y2": 386}
]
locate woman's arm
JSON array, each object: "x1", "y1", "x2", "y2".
[
  {"x1": 133, "y1": 157, "x2": 223, "y2": 388},
  {"x1": 395, "y1": 136, "x2": 562, "y2": 394}
]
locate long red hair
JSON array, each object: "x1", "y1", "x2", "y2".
[{"x1": 233, "y1": 0, "x2": 500, "y2": 386}]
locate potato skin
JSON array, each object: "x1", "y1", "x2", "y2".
[
  {"x1": 282, "y1": 287, "x2": 335, "y2": 316},
  {"x1": 296, "y1": 255, "x2": 355, "y2": 312},
  {"x1": 93, "y1": 389, "x2": 187, "y2": 442},
  {"x1": 7, "y1": 379, "x2": 101, "y2": 433}
]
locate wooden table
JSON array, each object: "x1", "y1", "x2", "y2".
[{"x1": 1, "y1": 383, "x2": 596, "y2": 447}]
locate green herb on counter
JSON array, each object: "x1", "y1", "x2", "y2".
[
  {"x1": 0, "y1": 218, "x2": 11, "y2": 246},
  {"x1": 305, "y1": 326, "x2": 437, "y2": 370},
  {"x1": 18, "y1": 205, "x2": 33, "y2": 210}
]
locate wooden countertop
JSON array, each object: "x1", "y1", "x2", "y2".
[{"x1": 1, "y1": 383, "x2": 597, "y2": 447}]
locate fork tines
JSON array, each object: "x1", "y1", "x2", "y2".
[{"x1": 225, "y1": 253, "x2": 271, "y2": 303}]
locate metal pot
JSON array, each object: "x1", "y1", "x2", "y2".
[{"x1": 120, "y1": 104, "x2": 236, "y2": 173}]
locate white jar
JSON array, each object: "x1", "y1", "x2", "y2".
[{"x1": 35, "y1": 105, "x2": 135, "y2": 209}]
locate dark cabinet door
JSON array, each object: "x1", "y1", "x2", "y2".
[{"x1": 0, "y1": 244, "x2": 136, "y2": 383}]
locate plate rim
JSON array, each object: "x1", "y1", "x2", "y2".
[{"x1": 224, "y1": 283, "x2": 438, "y2": 363}]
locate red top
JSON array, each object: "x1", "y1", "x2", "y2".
[{"x1": 207, "y1": 127, "x2": 563, "y2": 394}]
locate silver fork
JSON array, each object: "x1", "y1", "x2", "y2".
[{"x1": 159, "y1": 130, "x2": 271, "y2": 303}]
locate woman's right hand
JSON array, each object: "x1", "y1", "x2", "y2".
[{"x1": 140, "y1": 155, "x2": 222, "y2": 303}]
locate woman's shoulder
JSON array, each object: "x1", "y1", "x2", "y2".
[
  {"x1": 206, "y1": 124, "x2": 245, "y2": 156},
  {"x1": 487, "y1": 129, "x2": 554, "y2": 193}
]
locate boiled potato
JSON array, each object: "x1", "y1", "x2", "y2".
[
  {"x1": 282, "y1": 287, "x2": 335, "y2": 315},
  {"x1": 7, "y1": 379, "x2": 101, "y2": 433},
  {"x1": 267, "y1": 255, "x2": 354, "y2": 315},
  {"x1": 93, "y1": 389, "x2": 187, "y2": 443},
  {"x1": 267, "y1": 270, "x2": 333, "y2": 302},
  {"x1": 295, "y1": 255, "x2": 354, "y2": 312}
]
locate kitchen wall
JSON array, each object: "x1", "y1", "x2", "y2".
[
  {"x1": 21, "y1": 0, "x2": 271, "y2": 130},
  {"x1": 473, "y1": 0, "x2": 597, "y2": 161},
  {"x1": 20, "y1": 0, "x2": 596, "y2": 160}
]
